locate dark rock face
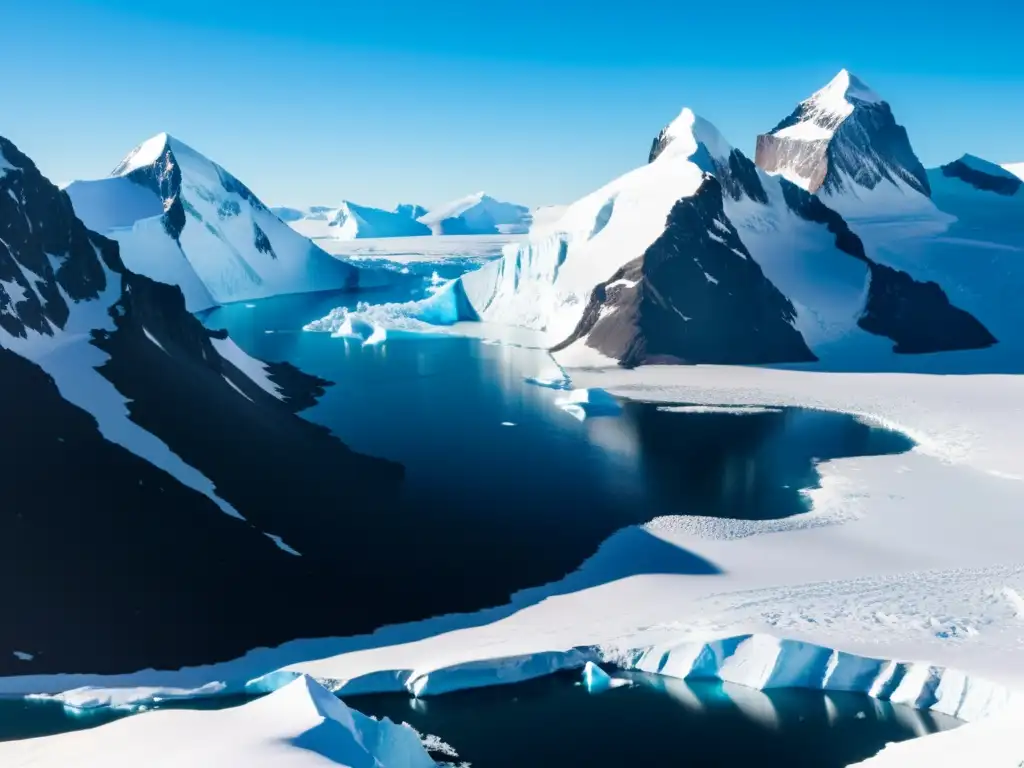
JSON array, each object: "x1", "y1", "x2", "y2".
[
  {"x1": 859, "y1": 265, "x2": 997, "y2": 354},
  {"x1": 0, "y1": 137, "x2": 112, "y2": 340},
  {"x1": 781, "y1": 179, "x2": 997, "y2": 354},
  {"x1": 649, "y1": 129, "x2": 768, "y2": 205},
  {"x1": 756, "y1": 101, "x2": 930, "y2": 198},
  {"x1": 552, "y1": 176, "x2": 816, "y2": 367},
  {"x1": 0, "y1": 135, "x2": 412, "y2": 675},
  {"x1": 941, "y1": 159, "x2": 1022, "y2": 197},
  {"x1": 252, "y1": 220, "x2": 275, "y2": 257}
]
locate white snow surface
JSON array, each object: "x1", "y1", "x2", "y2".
[
  {"x1": 0, "y1": 675, "x2": 436, "y2": 767},
  {"x1": 418, "y1": 192, "x2": 532, "y2": 235},
  {"x1": 1001, "y1": 162, "x2": 1024, "y2": 181},
  {"x1": 5, "y1": 361, "x2": 1024, "y2": 764},
  {"x1": 286, "y1": 201, "x2": 431, "y2": 242},
  {"x1": 0, "y1": 257, "x2": 242, "y2": 521},
  {"x1": 210, "y1": 336, "x2": 284, "y2": 400},
  {"x1": 313, "y1": 234, "x2": 522, "y2": 265},
  {"x1": 66, "y1": 134, "x2": 382, "y2": 310}
]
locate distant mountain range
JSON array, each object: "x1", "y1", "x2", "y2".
[
  {"x1": 274, "y1": 192, "x2": 537, "y2": 241},
  {"x1": 439, "y1": 69, "x2": 1020, "y2": 372}
]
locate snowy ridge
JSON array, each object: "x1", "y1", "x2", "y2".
[
  {"x1": 285, "y1": 201, "x2": 432, "y2": 241},
  {"x1": 66, "y1": 133, "x2": 384, "y2": 311},
  {"x1": 418, "y1": 192, "x2": 532, "y2": 235},
  {"x1": 1003, "y1": 162, "x2": 1024, "y2": 181},
  {"x1": 0, "y1": 675, "x2": 436, "y2": 767}
]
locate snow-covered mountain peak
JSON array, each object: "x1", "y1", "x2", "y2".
[
  {"x1": 650, "y1": 108, "x2": 733, "y2": 164},
  {"x1": 111, "y1": 132, "x2": 173, "y2": 177},
  {"x1": 755, "y1": 71, "x2": 935, "y2": 221},
  {"x1": 68, "y1": 133, "x2": 374, "y2": 310},
  {"x1": 806, "y1": 69, "x2": 883, "y2": 114}
]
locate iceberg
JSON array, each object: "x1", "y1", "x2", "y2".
[
  {"x1": 582, "y1": 661, "x2": 632, "y2": 693},
  {"x1": 554, "y1": 388, "x2": 623, "y2": 421}
]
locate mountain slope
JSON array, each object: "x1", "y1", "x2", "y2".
[
  {"x1": 754, "y1": 70, "x2": 949, "y2": 224},
  {"x1": 0, "y1": 134, "x2": 410, "y2": 676},
  {"x1": 66, "y1": 134, "x2": 381, "y2": 311},
  {"x1": 419, "y1": 192, "x2": 532, "y2": 235},
  {"x1": 446, "y1": 107, "x2": 992, "y2": 367}
]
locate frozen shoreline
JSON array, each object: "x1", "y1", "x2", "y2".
[{"x1": 4, "y1": 356, "x2": 1024, "y2": 763}]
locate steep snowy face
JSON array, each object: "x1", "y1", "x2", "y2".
[
  {"x1": 419, "y1": 191, "x2": 533, "y2": 235},
  {"x1": 551, "y1": 175, "x2": 815, "y2": 366},
  {"x1": 755, "y1": 70, "x2": 934, "y2": 218},
  {"x1": 0, "y1": 137, "x2": 118, "y2": 343},
  {"x1": 453, "y1": 106, "x2": 995, "y2": 367},
  {"x1": 1003, "y1": 162, "x2": 1024, "y2": 181},
  {"x1": 459, "y1": 108, "x2": 822, "y2": 365},
  {"x1": 67, "y1": 133, "x2": 368, "y2": 310}
]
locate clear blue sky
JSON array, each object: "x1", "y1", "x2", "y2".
[{"x1": 4, "y1": 0, "x2": 1022, "y2": 210}]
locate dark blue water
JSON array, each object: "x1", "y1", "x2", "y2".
[
  {"x1": 0, "y1": 670, "x2": 958, "y2": 765},
  {"x1": 199, "y1": 288, "x2": 914, "y2": 611},
  {"x1": 354, "y1": 670, "x2": 959, "y2": 767}
]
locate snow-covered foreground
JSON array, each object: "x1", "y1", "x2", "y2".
[
  {"x1": 0, "y1": 676, "x2": 439, "y2": 767},
  {"x1": 2, "y1": 355, "x2": 1024, "y2": 762}
]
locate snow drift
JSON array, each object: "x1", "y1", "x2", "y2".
[
  {"x1": 65, "y1": 134, "x2": 385, "y2": 311},
  {"x1": 0, "y1": 675, "x2": 437, "y2": 767}
]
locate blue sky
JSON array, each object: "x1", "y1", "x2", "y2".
[{"x1": 4, "y1": 0, "x2": 1022, "y2": 209}]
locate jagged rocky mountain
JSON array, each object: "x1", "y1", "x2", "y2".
[
  {"x1": 65, "y1": 134, "x2": 385, "y2": 312},
  {"x1": 449, "y1": 101, "x2": 994, "y2": 368},
  {"x1": 0, "y1": 135, "x2": 422, "y2": 676},
  {"x1": 753, "y1": 69, "x2": 942, "y2": 223},
  {"x1": 283, "y1": 200, "x2": 433, "y2": 241}
]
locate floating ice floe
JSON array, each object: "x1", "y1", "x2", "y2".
[
  {"x1": 582, "y1": 661, "x2": 632, "y2": 693},
  {"x1": 555, "y1": 388, "x2": 623, "y2": 421}
]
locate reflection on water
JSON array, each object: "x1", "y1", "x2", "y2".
[
  {"x1": 350, "y1": 669, "x2": 959, "y2": 768},
  {"x1": 192, "y1": 291, "x2": 917, "y2": 641}
]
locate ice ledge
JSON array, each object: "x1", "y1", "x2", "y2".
[{"x1": 243, "y1": 632, "x2": 1019, "y2": 724}]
